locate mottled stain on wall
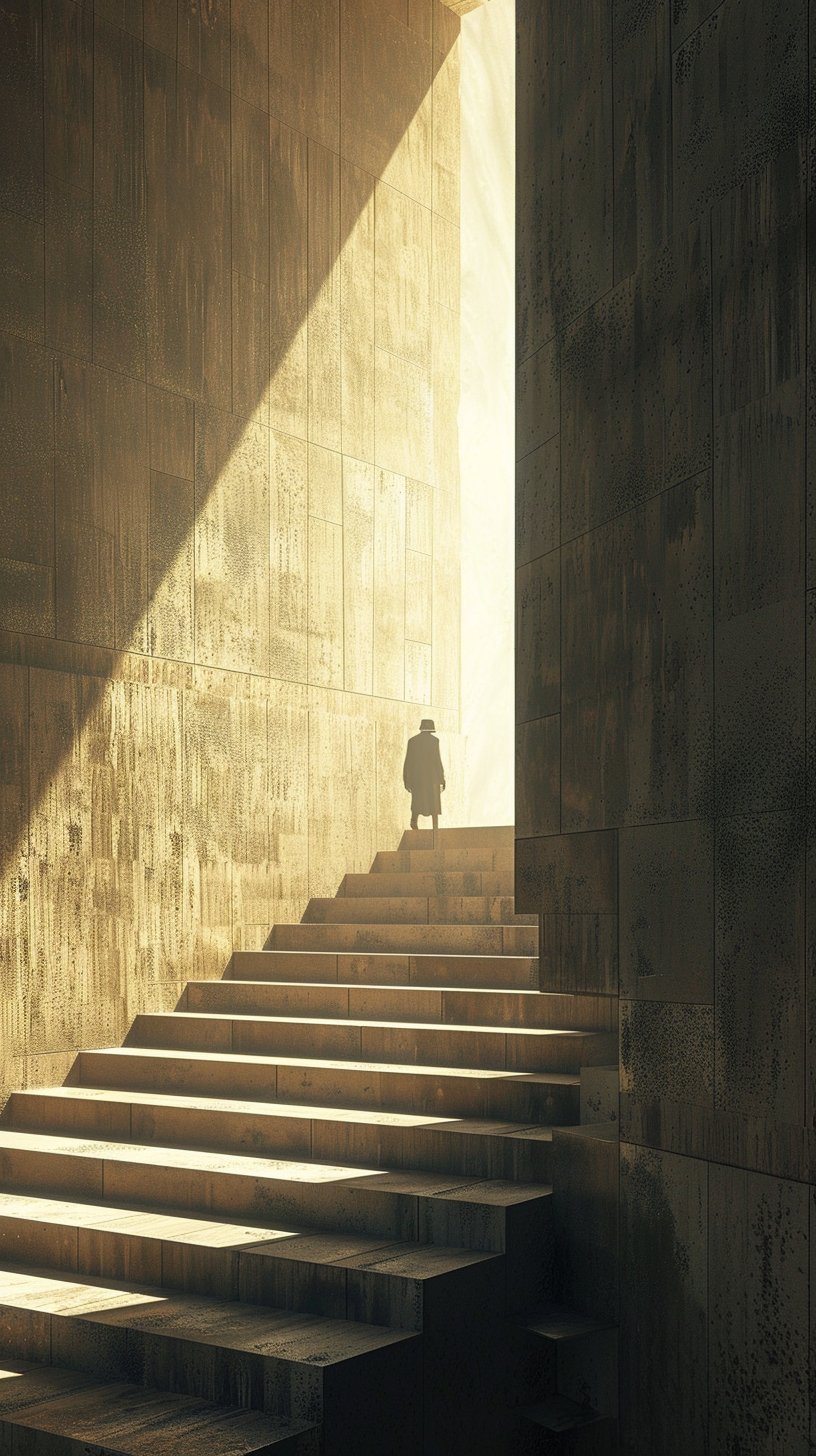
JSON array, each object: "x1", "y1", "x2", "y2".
[
  {"x1": 0, "y1": 0, "x2": 464, "y2": 1099},
  {"x1": 516, "y1": 0, "x2": 814, "y2": 1445}
]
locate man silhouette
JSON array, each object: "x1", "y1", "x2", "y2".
[{"x1": 403, "y1": 719, "x2": 446, "y2": 831}]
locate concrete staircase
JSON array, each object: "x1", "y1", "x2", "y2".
[{"x1": 0, "y1": 826, "x2": 617, "y2": 1453}]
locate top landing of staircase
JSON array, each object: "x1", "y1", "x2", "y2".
[{"x1": 398, "y1": 826, "x2": 515, "y2": 850}]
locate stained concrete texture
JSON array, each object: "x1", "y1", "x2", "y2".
[
  {"x1": 516, "y1": 0, "x2": 815, "y2": 1447},
  {"x1": 0, "y1": 0, "x2": 466, "y2": 1100}
]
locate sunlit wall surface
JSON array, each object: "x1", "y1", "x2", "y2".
[
  {"x1": 0, "y1": 0, "x2": 465, "y2": 1099},
  {"x1": 459, "y1": 0, "x2": 515, "y2": 827}
]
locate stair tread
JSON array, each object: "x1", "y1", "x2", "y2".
[
  {"x1": 80, "y1": 1045, "x2": 580, "y2": 1084},
  {"x1": 514, "y1": 1300, "x2": 617, "y2": 1340},
  {"x1": 0, "y1": 1360, "x2": 316, "y2": 1453},
  {"x1": 0, "y1": 1128, "x2": 552, "y2": 1205},
  {"x1": 0, "y1": 1263, "x2": 414, "y2": 1361},
  {"x1": 133, "y1": 1012, "x2": 596, "y2": 1038},
  {"x1": 522, "y1": 1395, "x2": 602, "y2": 1433},
  {"x1": 0, "y1": 1192, "x2": 497, "y2": 1277},
  {"x1": 10, "y1": 1085, "x2": 556, "y2": 1139}
]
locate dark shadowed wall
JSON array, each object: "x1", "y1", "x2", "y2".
[
  {"x1": 0, "y1": 0, "x2": 464, "y2": 1100},
  {"x1": 515, "y1": 0, "x2": 812, "y2": 1449}
]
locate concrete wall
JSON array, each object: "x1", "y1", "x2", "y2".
[
  {"x1": 0, "y1": 0, "x2": 464, "y2": 1099},
  {"x1": 515, "y1": 0, "x2": 811, "y2": 1449}
]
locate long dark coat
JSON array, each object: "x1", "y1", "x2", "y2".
[{"x1": 403, "y1": 731, "x2": 445, "y2": 817}]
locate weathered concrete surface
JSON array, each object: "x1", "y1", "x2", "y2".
[
  {"x1": 0, "y1": 0, "x2": 465, "y2": 1100},
  {"x1": 516, "y1": 0, "x2": 813, "y2": 1448}
]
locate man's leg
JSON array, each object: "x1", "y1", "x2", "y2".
[
  {"x1": 410, "y1": 814, "x2": 417, "y2": 829},
  {"x1": 431, "y1": 814, "x2": 438, "y2": 830}
]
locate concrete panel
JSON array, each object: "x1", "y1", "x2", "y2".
[
  {"x1": 0, "y1": 0, "x2": 43, "y2": 222},
  {"x1": 45, "y1": 177, "x2": 92, "y2": 358},
  {"x1": 0, "y1": 559, "x2": 54, "y2": 637},
  {"x1": 307, "y1": 516, "x2": 344, "y2": 690},
  {"x1": 43, "y1": 0, "x2": 93, "y2": 192},
  {"x1": 341, "y1": 0, "x2": 433, "y2": 209},
  {"x1": 269, "y1": 120, "x2": 308, "y2": 440},
  {"x1": 561, "y1": 474, "x2": 713, "y2": 830},
  {"x1": 92, "y1": 20, "x2": 146, "y2": 379},
  {"x1": 516, "y1": 0, "x2": 612, "y2": 358},
  {"x1": 621, "y1": 1000, "x2": 713, "y2": 1105},
  {"x1": 612, "y1": 0, "x2": 670, "y2": 282},
  {"x1": 375, "y1": 182, "x2": 431, "y2": 370},
  {"x1": 515, "y1": 552, "x2": 559, "y2": 725},
  {"x1": 551, "y1": 1125, "x2": 618, "y2": 1322},
  {"x1": 0, "y1": 335, "x2": 54, "y2": 599},
  {"x1": 374, "y1": 349, "x2": 433, "y2": 483},
  {"x1": 710, "y1": 1166, "x2": 808, "y2": 1454},
  {"x1": 431, "y1": 28, "x2": 460, "y2": 225},
  {"x1": 432, "y1": 486, "x2": 460, "y2": 711},
  {"x1": 143, "y1": 0, "x2": 177, "y2": 56},
  {"x1": 619, "y1": 819, "x2": 714, "y2": 1003},
  {"x1": 307, "y1": 141, "x2": 342, "y2": 452},
  {"x1": 147, "y1": 387, "x2": 194, "y2": 482},
  {"x1": 715, "y1": 812, "x2": 805, "y2": 1124},
  {"x1": 515, "y1": 829, "x2": 617, "y2": 918},
  {"x1": 0, "y1": 662, "x2": 29, "y2": 1062},
  {"x1": 178, "y1": 0, "x2": 230, "y2": 86},
  {"x1": 308, "y1": 712, "x2": 377, "y2": 898},
  {"x1": 406, "y1": 480, "x2": 433, "y2": 555},
  {"x1": 405, "y1": 641, "x2": 431, "y2": 705},
  {"x1": 184, "y1": 690, "x2": 236, "y2": 979},
  {"x1": 516, "y1": 341, "x2": 559, "y2": 462},
  {"x1": 230, "y1": 696, "x2": 272, "y2": 952},
  {"x1": 432, "y1": 214, "x2": 459, "y2": 315},
  {"x1": 269, "y1": 0, "x2": 340, "y2": 151},
  {"x1": 232, "y1": 96, "x2": 270, "y2": 286},
  {"x1": 308, "y1": 445, "x2": 343, "y2": 525},
  {"x1": 231, "y1": 0, "x2": 268, "y2": 110},
  {"x1": 144, "y1": 47, "x2": 231, "y2": 407},
  {"x1": 148, "y1": 471, "x2": 194, "y2": 662},
  {"x1": 343, "y1": 457, "x2": 375, "y2": 694},
  {"x1": 405, "y1": 550, "x2": 432, "y2": 645},
  {"x1": 561, "y1": 222, "x2": 711, "y2": 539},
  {"x1": 340, "y1": 162, "x2": 376, "y2": 465},
  {"x1": 373, "y1": 469, "x2": 406, "y2": 700},
  {"x1": 54, "y1": 359, "x2": 148, "y2": 653},
  {"x1": 672, "y1": 0, "x2": 808, "y2": 232},
  {"x1": 516, "y1": 437, "x2": 559, "y2": 569},
  {"x1": 541, "y1": 912, "x2": 618, "y2": 996},
  {"x1": 0, "y1": 209, "x2": 44, "y2": 344},
  {"x1": 268, "y1": 704, "x2": 309, "y2": 926},
  {"x1": 619, "y1": 1145, "x2": 708, "y2": 1456},
  {"x1": 270, "y1": 429, "x2": 308, "y2": 681},
  {"x1": 194, "y1": 405, "x2": 270, "y2": 676},
  {"x1": 515, "y1": 718, "x2": 559, "y2": 839}
]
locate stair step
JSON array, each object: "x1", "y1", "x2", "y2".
[
  {"x1": 0, "y1": 1264, "x2": 420, "y2": 1448},
  {"x1": 340, "y1": 871, "x2": 515, "y2": 896},
  {"x1": 398, "y1": 827, "x2": 515, "y2": 849},
  {"x1": 189, "y1": 979, "x2": 617, "y2": 1032},
  {"x1": 124, "y1": 1012, "x2": 614, "y2": 1074},
  {"x1": 266, "y1": 923, "x2": 537, "y2": 956},
  {"x1": 301, "y1": 897, "x2": 536, "y2": 926},
  {"x1": 373, "y1": 847, "x2": 514, "y2": 873},
  {"x1": 75, "y1": 1047, "x2": 580, "y2": 1123},
  {"x1": 514, "y1": 1302, "x2": 616, "y2": 1342},
  {"x1": 0, "y1": 1192, "x2": 501, "y2": 1330},
  {"x1": 0, "y1": 1360, "x2": 318, "y2": 1454},
  {"x1": 5, "y1": 1088, "x2": 557, "y2": 1183},
  {"x1": 0, "y1": 1129, "x2": 552, "y2": 1253},
  {"x1": 230, "y1": 951, "x2": 541, "y2": 991}
]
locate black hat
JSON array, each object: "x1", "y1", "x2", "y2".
[{"x1": 419, "y1": 719, "x2": 435, "y2": 731}]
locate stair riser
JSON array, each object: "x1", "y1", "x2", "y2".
[
  {"x1": 373, "y1": 850, "x2": 514, "y2": 874},
  {"x1": 76, "y1": 1051, "x2": 580, "y2": 1124},
  {"x1": 0, "y1": 1304, "x2": 422, "y2": 1449},
  {"x1": 6, "y1": 1095, "x2": 555, "y2": 1185},
  {"x1": 229, "y1": 952, "x2": 540, "y2": 991},
  {"x1": 126, "y1": 1015, "x2": 611, "y2": 1075},
  {"x1": 302, "y1": 898, "x2": 536, "y2": 926},
  {"x1": 341, "y1": 873, "x2": 515, "y2": 897},
  {"x1": 399, "y1": 829, "x2": 515, "y2": 849},
  {"x1": 189, "y1": 982, "x2": 617, "y2": 1032},
  {"x1": 0, "y1": 1214, "x2": 504, "y2": 1333},
  {"x1": 0, "y1": 1145, "x2": 540, "y2": 1254},
  {"x1": 266, "y1": 925, "x2": 538, "y2": 956}
]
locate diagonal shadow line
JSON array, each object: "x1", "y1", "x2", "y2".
[{"x1": 0, "y1": 12, "x2": 459, "y2": 940}]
